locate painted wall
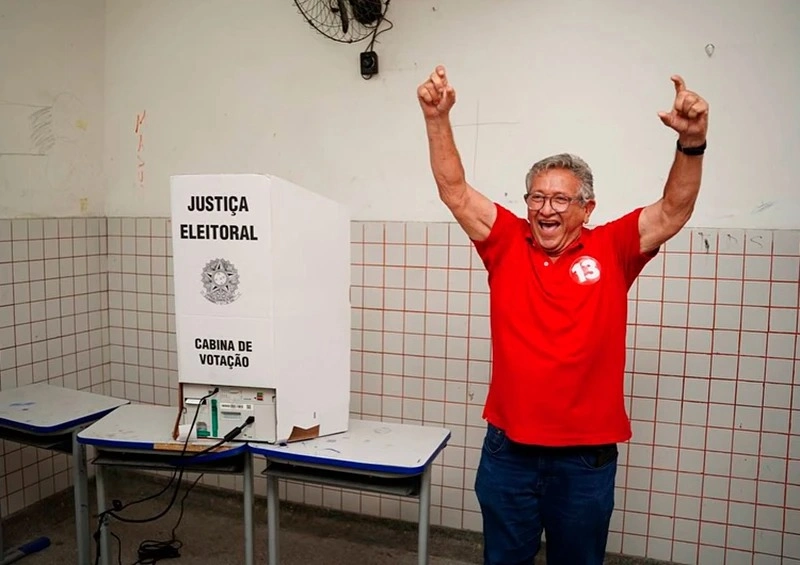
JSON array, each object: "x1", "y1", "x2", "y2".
[
  {"x1": 100, "y1": 0, "x2": 800, "y2": 227},
  {"x1": 0, "y1": 0, "x2": 105, "y2": 217}
]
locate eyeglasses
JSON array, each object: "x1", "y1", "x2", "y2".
[{"x1": 523, "y1": 193, "x2": 582, "y2": 213}]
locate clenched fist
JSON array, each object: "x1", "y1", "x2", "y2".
[
  {"x1": 658, "y1": 75, "x2": 709, "y2": 147},
  {"x1": 417, "y1": 65, "x2": 456, "y2": 120}
]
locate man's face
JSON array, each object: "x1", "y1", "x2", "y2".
[{"x1": 526, "y1": 169, "x2": 595, "y2": 257}]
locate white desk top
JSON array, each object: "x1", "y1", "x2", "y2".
[
  {"x1": 77, "y1": 403, "x2": 247, "y2": 459},
  {"x1": 249, "y1": 419, "x2": 451, "y2": 475},
  {"x1": 0, "y1": 383, "x2": 129, "y2": 434}
]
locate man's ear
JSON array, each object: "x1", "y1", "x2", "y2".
[{"x1": 583, "y1": 200, "x2": 596, "y2": 223}]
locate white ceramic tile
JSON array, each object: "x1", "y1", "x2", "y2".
[
  {"x1": 382, "y1": 266, "x2": 403, "y2": 289},
  {"x1": 739, "y1": 332, "x2": 767, "y2": 358},
  {"x1": 763, "y1": 408, "x2": 791, "y2": 434},
  {"x1": 739, "y1": 306, "x2": 769, "y2": 332},
  {"x1": 732, "y1": 429, "x2": 760, "y2": 456},
  {"x1": 730, "y1": 454, "x2": 758, "y2": 482},
  {"x1": 652, "y1": 352, "x2": 679, "y2": 377},
  {"x1": 726, "y1": 526, "x2": 754, "y2": 551},
  {"x1": 766, "y1": 332, "x2": 794, "y2": 359},
  {"x1": 716, "y1": 256, "x2": 744, "y2": 281},
  {"x1": 405, "y1": 244, "x2": 426, "y2": 267},
  {"x1": 426, "y1": 224, "x2": 448, "y2": 245},
  {"x1": 673, "y1": 517, "x2": 700, "y2": 543},
  {"x1": 768, "y1": 307, "x2": 797, "y2": 333},
  {"x1": 448, "y1": 246, "x2": 471, "y2": 269},
  {"x1": 769, "y1": 228, "x2": 799, "y2": 254},
  {"x1": 765, "y1": 357, "x2": 794, "y2": 384},
  {"x1": 448, "y1": 269, "x2": 470, "y2": 292},
  {"x1": 699, "y1": 521, "x2": 728, "y2": 548},
  {"x1": 664, "y1": 254, "x2": 690, "y2": 277},
  {"x1": 362, "y1": 222, "x2": 384, "y2": 244},
  {"x1": 634, "y1": 325, "x2": 660, "y2": 349},
  {"x1": 624, "y1": 510, "x2": 649, "y2": 535},
  {"x1": 469, "y1": 270, "x2": 488, "y2": 293},
  {"x1": 713, "y1": 281, "x2": 741, "y2": 305},
  {"x1": 754, "y1": 525, "x2": 784, "y2": 555},
  {"x1": 744, "y1": 230, "x2": 772, "y2": 255},
  {"x1": 682, "y1": 354, "x2": 709, "y2": 378},
  {"x1": 382, "y1": 223, "x2": 404, "y2": 245},
  {"x1": 742, "y1": 281, "x2": 771, "y2": 307},
  {"x1": 448, "y1": 223, "x2": 471, "y2": 246},
  {"x1": 446, "y1": 314, "x2": 469, "y2": 338},
  {"x1": 690, "y1": 253, "x2": 717, "y2": 278},
  {"x1": 361, "y1": 243, "x2": 384, "y2": 265},
  {"x1": 683, "y1": 329, "x2": 711, "y2": 353},
  {"x1": 633, "y1": 349, "x2": 659, "y2": 374},
  {"x1": 744, "y1": 256, "x2": 772, "y2": 280},
  {"x1": 426, "y1": 245, "x2": 448, "y2": 268},
  {"x1": 666, "y1": 230, "x2": 692, "y2": 252},
  {"x1": 635, "y1": 301, "x2": 661, "y2": 325},
  {"x1": 675, "y1": 448, "x2": 703, "y2": 474},
  {"x1": 401, "y1": 223, "x2": 425, "y2": 245},
  {"x1": 2, "y1": 220, "x2": 18, "y2": 241},
  {"x1": 770, "y1": 282, "x2": 798, "y2": 308}
]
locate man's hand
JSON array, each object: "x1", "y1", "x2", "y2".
[
  {"x1": 417, "y1": 65, "x2": 456, "y2": 120},
  {"x1": 658, "y1": 75, "x2": 709, "y2": 147}
]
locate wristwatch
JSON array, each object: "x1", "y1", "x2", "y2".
[{"x1": 676, "y1": 139, "x2": 707, "y2": 156}]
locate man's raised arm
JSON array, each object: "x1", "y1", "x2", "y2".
[
  {"x1": 639, "y1": 75, "x2": 710, "y2": 254},
  {"x1": 418, "y1": 65, "x2": 497, "y2": 242}
]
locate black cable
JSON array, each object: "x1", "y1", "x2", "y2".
[
  {"x1": 92, "y1": 388, "x2": 254, "y2": 564},
  {"x1": 128, "y1": 415, "x2": 254, "y2": 564},
  {"x1": 361, "y1": 0, "x2": 393, "y2": 80},
  {"x1": 131, "y1": 473, "x2": 204, "y2": 564}
]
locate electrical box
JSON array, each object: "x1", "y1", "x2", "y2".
[
  {"x1": 169, "y1": 173, "x2": 351, "y2": 443},
  {"x1": 179, "y1": 383, "x2": 276, "y2": 442}
]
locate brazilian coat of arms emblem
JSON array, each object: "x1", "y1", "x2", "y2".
[{"x1": 201, "y1": 258, "x2": 241, "y2": 304}]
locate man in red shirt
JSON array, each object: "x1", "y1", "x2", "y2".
[{"x1": 417, "y1": 65, "x2": 708, "y2": 565}]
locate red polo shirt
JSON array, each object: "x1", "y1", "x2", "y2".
[{"x1": 472, "y1": 203, "x2": 657, "y2": 446}]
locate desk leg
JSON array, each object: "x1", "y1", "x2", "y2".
[
  {"x1": 417, "y1": 466, "x2": 432, "y2": 565},
  {"x1": 243, "y1": 453, "x2": 254, "y2": 565},
  {"x1": 72, "y1": 431, "x2": 90, "y2": 565},
  {"x1": 95, "y1": 465, "x2": 110, "y2": 565},
  {"x1": 266, "y1": 472, "x2": 280, "y2": 565}
]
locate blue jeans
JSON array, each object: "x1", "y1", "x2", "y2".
[{"x1": 474, "y1": 423, "x2": 617, "y2": 565}]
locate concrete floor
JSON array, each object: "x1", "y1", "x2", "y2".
[{"x1": 2, "y1": 469, "x2": 675, "y2": 565}]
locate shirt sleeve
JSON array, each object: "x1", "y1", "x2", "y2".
[
  {"x1": 471, "y1": 203, "x2": 526, "y2": 272},
  {"x1": 600, "y1": 207, "x2": 659, "y2": 287}
]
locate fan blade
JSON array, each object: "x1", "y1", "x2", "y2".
[{"x1": 336, "y1": 0, "x2": 349, "y2": 33}]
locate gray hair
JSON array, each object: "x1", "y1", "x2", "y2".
[{"x1": 524, "y1": 153, "x2": 595, "y2": 202}]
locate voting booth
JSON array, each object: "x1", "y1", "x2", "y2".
[{"x1": 169, "y1": 173, "x2": 351, "y2": 444}]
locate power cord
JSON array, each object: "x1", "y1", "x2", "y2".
[
  {"x1": 92, "y1": 389, "x2": 255, "y2": 564},
  {"x1": 132, "y1": 472, "x2": 204, "y2": 564}
]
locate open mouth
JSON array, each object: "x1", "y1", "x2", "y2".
[{"x1": 538, "y1": 220, "x2": 561, "y2": 233}]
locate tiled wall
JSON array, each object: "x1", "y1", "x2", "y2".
[
  {"x1": 106, "y1": 218, "x2": 175, "y2": 406},
  {"x1": 0, "y1": 218, "x2": 110, "y2": 517},
  {"x1": 1, "y1": 215, "x2": 798, "y2": 564}
]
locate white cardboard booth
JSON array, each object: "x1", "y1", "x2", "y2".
[{"x1": 169, "y1": 173, "x2": 351, "y2": 443}]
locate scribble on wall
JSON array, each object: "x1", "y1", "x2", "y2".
[
  {"x1": 0, "y1": 93, "x2": 99, "y2": 214},
  {"x1": 29, "y1": 105, "x2": 56, "y2": 154},
  {"x1": 0, "y1": 101, "x2": 54, "y2": 157},
  {"x1": 135, "y1": 110, "x2": 146, "y2": 188}
]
